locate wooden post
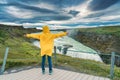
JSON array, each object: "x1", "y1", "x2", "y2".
[
  {"x1": 110, "y1": 52, "x2": 115, "y2": 79},
  {"x1": 0, "y1": 47, "x2": 9, "y2": 75},
  {"x1": 54, "y1": 46, "x2": 57, "y2": 66}
]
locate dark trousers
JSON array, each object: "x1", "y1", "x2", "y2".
[{"x1": 41, "y1": 55, "x2": 52, "y2": 71}]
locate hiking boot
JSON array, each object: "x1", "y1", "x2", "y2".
[
  {"x1": 49, "y1": 70, "x2": 53, "y2": 75},
  {"x1": 42, "y1": 70, "x2": 45, "y2": 74}
]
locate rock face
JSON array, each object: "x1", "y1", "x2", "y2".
[
  {"x1": 72, "y1": 31, "x2": 120, "y2": 54},
  {"x1": 70, "y1": 29, "x2": 120, "y2": 66}
]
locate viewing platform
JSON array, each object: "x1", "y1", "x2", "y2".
[{"x1": 0, "y1": 67, "x2": 110, "y2": 80}]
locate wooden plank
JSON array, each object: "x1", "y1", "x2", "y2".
[
  {"x1": 104, "y1": 78, "x2": 110, "y2": 80},
  {"x1": 57, "y1": 69, "x2": 73, "y2": 80},
  {"x1": 87, "y1": 75, "x2": 94, "y2": 80},
  {"x1": 75, "y1": 73, "x2": 85, "y2": 80},
  {"x1": 69, "y1": 73, "x2": 80, "y2": 80},
  {"x1": 0, "y1": 67, "x2": 110, "y2": 80},
  {"x1": 98, "y1": 77, "x2": 105, "y2": 80},
  {"x1": 62, "y1": 71, "x2": 79, "y2": 80},
  {"x1": 82, "y1": 74, "x2": 91, "y2": 80},
  {"x1": 93, "y1": 76, "x2": 99, "y2": 80},
  {"x1": 45, "y1": 68, "x2": 71, "y2": 80}
]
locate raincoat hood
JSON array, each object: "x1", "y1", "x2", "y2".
[
  {"x1": 42, "y1": 25, "x2": 50, "y2": 33},
  {"x1": 26, "y1": 25, "x2": 67, "y2": 56}
]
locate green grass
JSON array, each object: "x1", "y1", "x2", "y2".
[
  {"x1": 1, "y1": 52, "x2": 120, "y2": 80},
  {"x1": 0, "y1": 25, "x2": 120, "y2": 80},
  {"x1": 56, "y1": 54, "x2": 110, "y2": 76},
  {"x1": 0, "y1": 36, "x2": 41, "y2": 69},
  {"x1": 56, "y1": 54, "x2": 120, "y2": 80},
  {"x1": 78, "y1": 26, "x2": 120, "y2": 36}
]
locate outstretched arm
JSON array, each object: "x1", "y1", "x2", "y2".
[
  {"x1": 24, "y1": 33, "x2": 40, "y2": 39},
  {"x1": 53, "y1": 32, "x2": 68, "y2": 38}
]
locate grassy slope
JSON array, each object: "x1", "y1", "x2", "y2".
[
  {"x1": 0, "y1": 25, "x2": 120, "y2": 80},
  {"x1": 78, "y1": 26, "x2": 120, "y2": 36},
  {"x1": 74, "y1": 26, "x2": 120, "y2": 55},
  {"x1": 0, "y1": 25, "x2": 41, "y2": 69}
]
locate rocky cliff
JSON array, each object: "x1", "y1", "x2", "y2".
[{"x1": 70, "y1": 26, "x2": 120, "y2": 54}]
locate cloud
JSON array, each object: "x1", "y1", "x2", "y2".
[
  {"x1": 39, "y1": 0, "x2": 86, "y2": 8},
  {"x1": 23, "y1": 23, "x2": 44, "y2": 28},
  {"x1": 0, "y1": 0, "x2": 7, "y2": 4},
  {"x1": 0, "y1": 22, "x2": 22, "y2": 26},
  {"x1": 0, "y1": 0, "x2": 120, "y2": 28},
  {"x1": 63, "y1": 0, "x2": 92, "y2": 18},
  {"x1": 101, "y1": 15, "x2": 120, "y2": 21},
  {"x1": 88, "y1": 0, "x2": 119, "y2": 11},
  {"x1": 5, "y1": 6, "x2": 35, "y2": 19},
  {"x1": 68, "y1": 10, "x2": 79, "y2": 16},
  {"x1": 17, "y1": 4, "x2": 58, "y2": 14},
  {"x1": 32, "y1": 2, "x2": 57, "y2": 10},
  {"x1": 3, "y1": 1, "x2": 73, "y2": 20}
]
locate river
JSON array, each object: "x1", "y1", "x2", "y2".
[{"x1": 32, "y1": 33, "x2": 103, "y2": 62}]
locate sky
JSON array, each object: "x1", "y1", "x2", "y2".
[{"x1": 0, "y1": 0, "x2": 120, "y2": 29}]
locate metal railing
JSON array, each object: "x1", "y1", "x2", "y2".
[
  {"x1": 0, "y1": 47, "x2": 118, "y2": 80},
  {"x1": 54, "y1": 47, "x2": 117, "y2": 80},
  {"x1": 0, "y1": 47, "x2": 9, "y2": 75}
]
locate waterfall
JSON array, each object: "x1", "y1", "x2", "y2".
[{"x1": 32, "y1": 35, "x2": 103, "y2": 62}]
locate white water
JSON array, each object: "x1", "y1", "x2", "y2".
[
  {"x1": 33, "y1": 31, "x2": 102, "y2": 62},
  {"x1": 32, "y1": 32, "x2": 103, "y2": 62}
]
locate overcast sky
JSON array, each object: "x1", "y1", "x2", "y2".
[{"x1": 0, "y1": 0, "x2": 120, "y2": 29}]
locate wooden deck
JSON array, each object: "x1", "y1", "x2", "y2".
[{"x1": 0, "y1": 67, "x2": 110, "y2": 80}]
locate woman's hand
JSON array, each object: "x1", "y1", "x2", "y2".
[
  {"x1": 24, "y1": 34, "x2": 27, "y2": 37},
  {"x1": 66, "y1": 32, "x2": 68, "y2": 35}
]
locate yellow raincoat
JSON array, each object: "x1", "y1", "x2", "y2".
[{"x1": 26, "y1": 26, "x2": 67, "y2": 56}]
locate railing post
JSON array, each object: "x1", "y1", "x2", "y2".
[
  {"x1": 54, "y1": 46, "x2": 57, "y2": 66},
  {"x1": 110, "y1": 52, "x2": 115, "y2": 80},
  {"x1": 0, "y1": 47, "x2": 9, "y2": 75}
]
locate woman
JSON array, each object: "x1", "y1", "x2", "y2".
[{"x1": 24, "y1": 25, "x2": 68, "y2": 75}]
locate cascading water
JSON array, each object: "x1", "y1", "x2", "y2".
[{"x1": 33, "y1": 32, "x2": 103, "y2": 62}]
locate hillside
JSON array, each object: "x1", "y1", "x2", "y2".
[
  {"x1": 71, "y1": 26, "x2": 120, "y2": 54},
  {"x1": 0, "y1": 24, "x2": 41, "y2": 68},
  {"x1": 0, "y1": 24, "x2": 120, "y2": 80}
]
